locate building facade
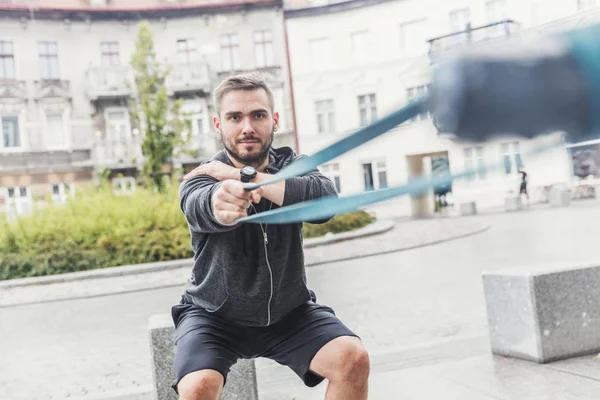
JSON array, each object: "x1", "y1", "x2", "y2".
[
  {"x1": 284, "y1": 0, "x2": 600, "y2": 217},
  {"x1": 0, "y1": 0, "x2": 296, "y2": 218}
]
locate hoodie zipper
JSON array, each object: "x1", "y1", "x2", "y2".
[{"x1": 250, "y1": 202, "x2": 274, "y2": 326}]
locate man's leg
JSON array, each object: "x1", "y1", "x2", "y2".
[
  {"x1": 177, "y1": 370, "x2": 223, "y2": 400},
  {"x1": 171, "y1": 301, "x2": 250, "y2": 400},
  {"x1": 258, "y1": 301, "x2": 369, "y2": 400},
  {"x1": 309, "y1": 336, "x2": 370, "y2": 400}
]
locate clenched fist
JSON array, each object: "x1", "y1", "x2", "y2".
[{"x1": 212, "y1": 180, "x2": 263, "y2": 226}]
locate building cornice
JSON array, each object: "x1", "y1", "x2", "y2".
[
  {"x1": 284, "y1": 0, "x2": 400, "y2": 19},
  {"x1": 0, "y1": 0, "x2": 282, "y2": 21}
]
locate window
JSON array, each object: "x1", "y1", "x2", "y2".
[
  {"x1": 2, "y1": 116, "x2": 20, "y2": 149},
  {"x1": 309, "y1": 38, "x2": 329, "y2": 71},
  {"x1": 38, "y1": 41, "x2": 59, "y2": 79},
  {"x1": 578, "y1": 0, "x2": 596, "y2": 10},
  {"x1": 220, "y1": 34, "x2": 240, "y2": 71},
  {"x1": 315, "y1": 99, "x2": 335, "y2": 134},
  {"x1": 106, "y1": 110, "x2": 130, "y2": 159},
  {"x1": 254, "y1": 30, "x2": 274, "y2": 68},
  {"x1": 320, "y1": 163, "x2": 341, "y2": 193},
  {"x1": 501, "y1": 142, "x2": 523, "y2": 175},
  {"x1": 399, "y1": 20, "x2": 428, "y2": 57},
  {"x1": 449, "y1": 8, "x2": 471, "y2": 45},
  {"x1": 45, "y1": 112, "x2": 66, "y2": 148},
  {"x1": 112, "y1": 177, "x2": 136, "y2": 195},
  {"x1": 100, "y1": 42, "x2": 120, "y2": 67},
  {"x1": 6, "y1": 186, "x2": 32, "y2": 217},
  {"x1": 406, "y1": 85, "x2": 430, "y2": 121},
  {"x1": 486, "y1": 0, "x2": 507, "y2": 38},
  {"x1": 350, "y1": 30, "x2": 369, "y2": 64},
  {"x1": 362, "y1": 161, "x2": 388, "y2": 191},
  {"x1": 358, "y1": 94, "x2": 377, "y2": 126},
  {"x1": 177, "y1": 39, "x2": 198, "y2": 64},
  {"x1": 464, "y1": 146, "x2": 486, "y2": 180},
  {"x1": 51, "y1": 183, "x2": 74, "y2": 204},
  {"x1": 0, "y1": 41, "x2": 15, "y2": 79}
]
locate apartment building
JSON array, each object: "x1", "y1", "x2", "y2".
[
  {"x1": 284, "y1": 0, "x2": 600, "y2": 217},
  {"x1": 0, "y1": 0, "x2": 296, "y2": 218}
]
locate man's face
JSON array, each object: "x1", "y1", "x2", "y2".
[{"x1": 214, "y1": 88, "x2": 279, "y2": 166}]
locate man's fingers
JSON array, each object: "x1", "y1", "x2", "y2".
[
  {"x1": 251, "y1": 191, "x2": 262, "y2": 204},
  {"x1": 216, "y1": 190, "x2": 251, "y2": 210},
  {"x1": 215, "y1": 210, "x2": 247, "y2": 226},
  {"x1": 183, "y1": 165, "x2": 206, "y2": 180},
  {"x1": 222, "y1": 180, "x2": 253, "y2": 200}
]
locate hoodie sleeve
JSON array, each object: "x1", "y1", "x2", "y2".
[
  {"x1": 179, "y1": 175, "x2": 240, "y2": 233},
  {"x1": 282, "y1": 156, "x2": 339, "y2": 224}
]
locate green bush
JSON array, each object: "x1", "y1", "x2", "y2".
[
  {"x1": 302, "y1": 210, "x2": 375, "y2": 239},
  {"x1": 0, "y1": 182, "x2": 376, "y2": 281},
  {"x1": 0, "y1": 182, "x2": 193, "y2": 281}
]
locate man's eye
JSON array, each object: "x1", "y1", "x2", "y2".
[
  {"x1": 255, "y1": 113, "x2": 266, "y2": 119},
  {"x1": 230, "y1": 115, "x2": 240, "y2": 121}
]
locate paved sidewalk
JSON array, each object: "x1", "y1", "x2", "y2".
[{"x1": 0, "y1": 217, "x2": 488, "y2": 307}]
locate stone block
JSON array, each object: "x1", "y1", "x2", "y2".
[
  {"x1": 482, "y1": 264, "x2": 600, "y2": 363},
  {"x1": 549, "y1": 188, "x2": 570, "y2": 207},
  {"x1": 459, "y1": 202, "x2": 477, "y2": 216},
  {"x1": 504, "y1": 196, "x2": 522, "y2": 211},
  {"x1": 149, "y1": 314, "x2": 258, "y2": 400}
]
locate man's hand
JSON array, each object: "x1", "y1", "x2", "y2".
[
  {"x1": 184, "y1": 161, "x2": 238, "y2": 181},
  {"x1": 212, "y1": 180, "x2": 263, "y2": 226}
]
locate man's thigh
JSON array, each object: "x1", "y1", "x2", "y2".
[
  {"x1": 258, "y1": 301, "x2": 359, "y2": 387},
  {"x1": 171, "y1": 300, "x2": 252, "y2": 393}
]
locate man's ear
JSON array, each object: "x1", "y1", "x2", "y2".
[
  {"x1": 213, "y1": 115, "x2": 221, "y2": 134},
  {"x1": 273, "y1": 111, "x2": 280, "y2": 131}
]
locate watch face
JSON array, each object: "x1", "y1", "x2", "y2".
[{"x1": 241, "y1": 166, "x2": 254, "y2": 175}]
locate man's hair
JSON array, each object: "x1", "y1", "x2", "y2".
[{"x1": 213, "y1": 72, "x2": 274, "y2": 115}]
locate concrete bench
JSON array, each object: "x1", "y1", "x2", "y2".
[
  {"x1": 459, "y1": 202, "x2": 477, "y2": 216},
  {"x1": 149, "y1": 314, "x2": 259, "y2": 400},
  {"x1": 504, "y1": 196, "x2": 522, "y2": 212},
  {"x1": 482, "y1": 263, "x2": 600, "y2": 363},
  {"x1": 549, "y1": 187, "x2": 571, "y2": 207}
]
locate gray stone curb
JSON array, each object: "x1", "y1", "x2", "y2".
[
  {"x1": 305, "y1": 223, "x2": 490, "y2": 267},
  {"x1": 0, "y1": 220, "x2": 394, "y2": 290}
]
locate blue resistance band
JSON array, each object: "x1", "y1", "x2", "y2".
[{"x1": 237, "y1": 135, "x2": 562, "y2": 224}]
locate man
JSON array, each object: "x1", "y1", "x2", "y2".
[
  {"x1": 173, "y1": 72, "x2": 370, "y2": 400},
  {"x1": 518, "y1": 166, "x2": 529, "y2": 203}
]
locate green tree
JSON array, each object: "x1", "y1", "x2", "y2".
[{"x1": 129, "y1": 21, "x2": 191, "y2": 192}]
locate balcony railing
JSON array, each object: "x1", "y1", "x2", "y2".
[
  {"x1": 166, "y1": 62, "x2": 211, "y2": 95},
  {"x1": 86, "y1": 66, "x2": 132, "y2": 100},
  {"x1": 428, "y1": 19, "x2": 520, "y2": 63},
  {"x1": 0, "y1": 149, "x2": 92, "y2": 174}
]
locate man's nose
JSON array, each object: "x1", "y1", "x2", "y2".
[{"x1": 242, "y1": 117, "x2": 256, "y2": 135}]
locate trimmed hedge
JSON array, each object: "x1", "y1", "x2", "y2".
[{"x1": 0, "y1": 183, "x2": 375, "y2": 280}]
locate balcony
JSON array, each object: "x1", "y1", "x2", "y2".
[
  {"x1": 0, "y1": 79, "x2": 27, "y2": 102},
  {"x1": 0, "y1": 149, "x2": 92, "y2": 175},
  {"x1": 166, "y1": 62, "x2": 211, "y2": 96},
  {"x1": 34, "y1": 79, "x2": 71, "y2": 101},
  {"x1": 428, "y1": 19, "x2": 520, "y2": 64},
  {"x1": 86, "y1": 66, "x2": 132, "y2": 101}
]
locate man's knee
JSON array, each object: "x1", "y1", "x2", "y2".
[
  {"x1": 177, "y1": 369, "x2": 224, "y2": 400},
  {"x1": 329, "y1": 337, "x2": 370, "y2": 384}
]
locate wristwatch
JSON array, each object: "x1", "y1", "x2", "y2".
[{"x1": 240, "y1": 166, "x2": 257, "y2": 183}]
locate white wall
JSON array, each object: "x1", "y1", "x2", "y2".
[{"x1": 285, "y1": 0, "x2": 597, "y2": 216}]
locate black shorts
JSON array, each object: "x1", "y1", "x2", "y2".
[
  {"x1": 170, "y1": 296, "x2": 358, "y2": 393},
  {"x1": 520, "y1": 182, "x2": 528, "y2": 194}
]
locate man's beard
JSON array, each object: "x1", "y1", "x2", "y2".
[{"x1": 222, "y1": 129, "x2": 274, "y2": 167}]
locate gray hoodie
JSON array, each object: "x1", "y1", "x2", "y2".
[{"x1": 179, "y1": 146, "x2": 338, "y2": 327}]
